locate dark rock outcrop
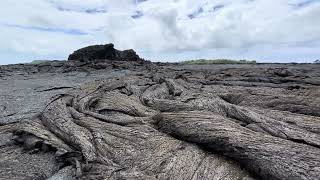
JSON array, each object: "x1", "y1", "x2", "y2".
[{"x1": 68, "y1": 43, "x2": 142, "y2": 62}]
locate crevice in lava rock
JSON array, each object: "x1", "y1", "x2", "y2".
[{"x1": 36, "y1": 86, "x2": 74, "y2": 92}]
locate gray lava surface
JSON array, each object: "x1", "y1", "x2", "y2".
[{"x1": 1, "y1": 47, "x2": 320, "y2": 180}]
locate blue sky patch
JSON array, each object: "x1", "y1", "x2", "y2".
[
  {"x1": 135, "y1": 0, "x2": 148, "y2": 4},
  {"x1": 290, "y1": 0, "x2": 319, "y2": 8},
  {"x1": 48, "y1": 0, "x2": 107, "y2": 14},
  {"x1": 188, "y1": 7, "x2": 204, "y2": 19},
  {"x1": 4, "y1": 24, "x2": 89, "y2": 35},
  {"x1": 213, "y1": 5, "x2": 224, "y2": 12},
  {"x1": 56, "y1": 6, "x2": 107, "y2": 14},
  {"x1": 84, "y1": 8, "x2": 107, "y2": 14},
  {"x1": 131, "y1": 11, "x2": 144, "y2": 19}
]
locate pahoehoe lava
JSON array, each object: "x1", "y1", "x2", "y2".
[{"x1": 1, "y1": 44, "x2": 320, "y2": 180}]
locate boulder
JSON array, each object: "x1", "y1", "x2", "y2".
[{"x1": 68, "y1": 44, "x2": 142, "y2": 62}]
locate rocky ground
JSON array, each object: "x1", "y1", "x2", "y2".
[{"x1": 0, "y1": 45, "x2": 320, "y2": 180}]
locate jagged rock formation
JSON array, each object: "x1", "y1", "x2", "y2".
[
  {"x1": 68, "y1": 44, "x2": 142, "y2": 62},
  {"x1": 0, "y1": 48, "x2": 320, "y2": 180}
]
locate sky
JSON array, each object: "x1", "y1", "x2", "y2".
[{"x1": 0, "y1": 0, "x2": 320, "y2": 64}]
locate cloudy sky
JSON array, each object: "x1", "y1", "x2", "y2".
[{"x1": 1, "y1": 0, "x2": 320, "y2": 64}]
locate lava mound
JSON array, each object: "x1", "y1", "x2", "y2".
[{"x1": 68, "y1": 43, "x2": 142, "y2": 62}]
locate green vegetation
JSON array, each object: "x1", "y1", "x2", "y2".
[{"x1": 182, "y1": 59, "x2": 257, "y2": 65}]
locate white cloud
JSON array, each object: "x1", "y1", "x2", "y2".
[{"x1": 0, "y1": 0, "x2": 320, "y2": 64}]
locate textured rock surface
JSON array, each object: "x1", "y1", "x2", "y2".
[{"x1": 0, "y1": 58, "x2": 320, "y2": 180}]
